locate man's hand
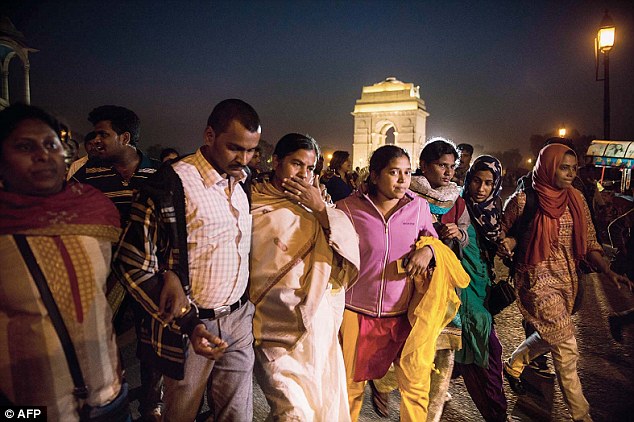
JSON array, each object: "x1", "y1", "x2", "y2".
[
  {"x1": 158, "y1": 270, "x2": 189, "y2": 324},
  {"x1": 190, "y1": 323, "x2": 228, "y2": 360}
]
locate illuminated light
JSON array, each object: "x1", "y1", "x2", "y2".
[
  {"x1": 363, "y1": 77, "x2": 411, "y2": 93},
  {"x1": 527, "y1": 158, "x2": 532, "y2": 164},
  {"x1": 327, "y1": 153, "x2": 333, "y2": 160},
  {"x1": 559, "y1": 127, "x2": 566, "y2": 137},
  {"x1": 360, "y1": 78, "x2": 421, "y2": 99},
  {"x1": 363, "y1": 85, "x2": 409, "y2": 93},
  {"x1": 353, "y1": 101, "x2": 419, "y2": 113},
  {"x1": 595, "y1": 10, "x2": 616, "y2": 140},
  {"x1": 598, "y1": 19, "x2": 615, "y2": 52}
]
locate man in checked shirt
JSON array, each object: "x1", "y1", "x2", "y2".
[{"x1": 114, "y1": 99, "x2": 261, "y2": 421}]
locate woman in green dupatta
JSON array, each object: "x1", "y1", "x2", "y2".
[{"x1": 454, "y1": 155, "x2": 507, "y2": 422}]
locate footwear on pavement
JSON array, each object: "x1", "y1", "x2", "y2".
[
  {"x1": 368, "y1": 380, "x2": 390, "y2": 417},
  {"x1": 503, "y1": 362, "x2": 526, "y2": 395}
]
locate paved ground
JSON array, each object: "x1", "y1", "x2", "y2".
[{"x1": 119, "y1": 262, "x2": 633, "y2": 421}]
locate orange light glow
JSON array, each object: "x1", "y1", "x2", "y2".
[{"x1": 598, "y1": 26, "x2": 615, "y2": 52}]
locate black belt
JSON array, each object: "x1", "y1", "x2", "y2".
[{"x1": 198, "y1": 291, "x2": 249, "y2": 320}]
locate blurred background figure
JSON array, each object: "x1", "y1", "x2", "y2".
[
  {"x1": 314, "y1": 154, "x2": 324, "y2": 177},
  {"x1": 452, "y1": 143, "x2": 473, "y2": 186},
  {"x1": 64, "y1": 138, "x2": 80, "y2": 166},
  {"x1": 66, "y1": 131, "x2": 97, "y2": 179},
  {"x1": 247, "y1": 145, "x2": 262, "y2": 176},
  {"x1": 59, "y1": 123, "x2": 79, "y2": 167},
  {"x1": 159, "y1": 147, "x2": 179, "y2": 163},
  {"x1": 322, "y1": 150, "x2": 354, "y2": 202}
]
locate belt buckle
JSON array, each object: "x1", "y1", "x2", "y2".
[{"x1": 213, "y1": 305, "x2": 231, "y2": 319}]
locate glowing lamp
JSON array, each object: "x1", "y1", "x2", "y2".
[
  {"x1": 595, "y1": 10, "x2": 616, "y2": 140},
  {"x1": 597, "y1": 12, "x2": 615, "y2": 52}
]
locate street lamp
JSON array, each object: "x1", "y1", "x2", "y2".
[{"x1": 595, "y1": 10, "x2": 615, "y2": 140}]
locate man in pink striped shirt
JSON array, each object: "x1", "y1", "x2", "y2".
[{"x1": 115, "y1": 99, "x2": 261, "y2": 421}]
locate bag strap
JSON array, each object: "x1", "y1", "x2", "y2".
[{"x1": 13, "y1": 234, "x2": 89, "y2": 400}]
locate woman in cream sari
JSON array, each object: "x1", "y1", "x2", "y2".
[{"x1": 249, "y1": 133, "x2": 360, "y2": 421}]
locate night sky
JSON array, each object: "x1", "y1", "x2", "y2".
[{"x1": 4, "y1": 0, "x2": 634, "y2": 157}]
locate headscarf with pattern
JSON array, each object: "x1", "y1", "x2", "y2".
[
  {"x1": 462, "y1": 155, "x2": 503, "y2": 245},
  {"x1": 526, "y1": 144, "x2": 587, "y2": 265}
]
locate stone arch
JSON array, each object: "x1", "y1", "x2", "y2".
[
  {"x1": 0, "y1": 17, "x2": 38, "y2": 109},
  {"x1": 351, "y1": 77, "x2": 429, "y2": 169},
  {"x1": 375, "y1": 119, "x2": 397, "y2": 146}
]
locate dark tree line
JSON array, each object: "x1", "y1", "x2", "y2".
[{"x1": 529, "y1": 129, "x2": 595, "y2": 165}]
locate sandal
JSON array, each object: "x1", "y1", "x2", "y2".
[{"x1": 368, "y1": 380, "x2": 390, "y2": 417}]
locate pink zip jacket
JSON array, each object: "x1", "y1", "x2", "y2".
[{"x1": 336, "y1": 190, "x2": 437, "y2": 317}]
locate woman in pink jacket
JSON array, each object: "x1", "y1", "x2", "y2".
[{"x1": 337, "y1": 145, "x2": 438, "y2": 421}]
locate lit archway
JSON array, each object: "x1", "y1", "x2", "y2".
[{"x1": 352, "y1": 77, "x2": 429, "y2": 169}]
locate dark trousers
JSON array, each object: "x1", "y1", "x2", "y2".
[
  {"x1": 455, "y1": 327, "x2": 507, "y2": 422},
  {"x1": 131, "y1": 299, "x2": 164, "y2": 415}
]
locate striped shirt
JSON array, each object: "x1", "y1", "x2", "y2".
[
  {"x1": 173, "y1": 150, "x2": 251, "y2": 308},
  {"x1": 72, "y1": 151, "x2": 160, "y2": 226}
]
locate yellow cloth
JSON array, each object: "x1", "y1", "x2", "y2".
[
  {"x1": 399, "y1": 237, "x2": 470, "y2": 421},
  {"x1": 343, "y1": 237, "x2": 469, "y2": 422}
]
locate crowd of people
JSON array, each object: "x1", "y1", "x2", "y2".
[{"x1": 0, "y1": 99, "x2": 631, "y2": 422}]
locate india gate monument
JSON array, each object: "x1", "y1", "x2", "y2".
[{"x1": 351, "y1": 77, "x2": 429, "y2": 169}]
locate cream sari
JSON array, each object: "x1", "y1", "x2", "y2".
[{"x1": 250, "y1": 181, "x2": 360, "y2": 421}]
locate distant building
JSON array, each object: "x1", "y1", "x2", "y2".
[
  {"x1": 0, "y1": 16, "x2": 37, "y2": 110},
  {"x1": 351, "y1": 77, "x2": 428, "y2": 168}
]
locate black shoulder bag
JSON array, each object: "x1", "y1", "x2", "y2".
[
  {"x1": 13, "y1": 235, "x2": 130, "y2": 422},
  {"x1": 487, "y1": 275, "x2": 516, "y2": 316}
]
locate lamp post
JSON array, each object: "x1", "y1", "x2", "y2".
[{"x1": 595, "y1": 10, "x2": 615, "y2": 140}]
